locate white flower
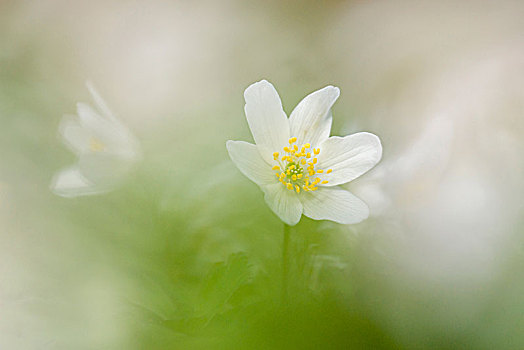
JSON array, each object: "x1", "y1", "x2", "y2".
[
  {"x1": 226, "y1": 80, "x2": 382, "y2": 225},
  {"x1": 351, "y1": 115, "x2": 454, "y2": 216},
  {"x1": 50, "y1": 82, "x2": 141, "y2": 197}
]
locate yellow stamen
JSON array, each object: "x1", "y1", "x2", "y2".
[
  {"x1": 89, "y1": 138, "x2": 105, "y2": 152},
  {"x1": 321, "y1": 180, "x2": 328, "y2": 184},
  {"x1": 273, "y1": 141, "x2": 327, "y2": 195}
]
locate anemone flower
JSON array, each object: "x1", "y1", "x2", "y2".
[
  {"x1": 51, "y1": 82, "x2": 141, "y2": 197},
  {"x1": 226, "y1": 80, "x2": 382, "y2": 226}
]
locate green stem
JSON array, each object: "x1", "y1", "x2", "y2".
[{"x1": 282, "y1": 223, "x2": 291, "y2": 303}]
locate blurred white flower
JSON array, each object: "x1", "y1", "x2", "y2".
[
  {"x1": 50, "y1": 82, "x2": 141, "y2": 197},
  {"x1": 351, "y1": 115, "x2": 454, "y2": 216},
  {"x1": 226, "y1": 80, "x2": 382, "y2": 225}
]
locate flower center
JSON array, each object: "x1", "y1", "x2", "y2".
[
  {"x1": 272, "y1": 137, "x2": 332, "y2": 193},
  {"x1": 89, "y1": 137, "x2": 106, "y2": 152}
]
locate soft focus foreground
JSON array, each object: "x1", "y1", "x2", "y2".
[{"x1": 1, "y1": 1, "x2": 523, "y2": 349}]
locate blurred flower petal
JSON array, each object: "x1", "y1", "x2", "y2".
[
  {"x1": 59, "y1": 115, "x2": 92, "y2": 155},
  {"x1": 50, "y1": 166, "x2": 99, "y2": 197},
  {"x1": 51, "y1": 82, "x2": 141, "y2": 197}
]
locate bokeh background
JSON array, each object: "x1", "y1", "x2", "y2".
[{"x1": 1, "y1": 0, "x2": 523, "y2": 348}]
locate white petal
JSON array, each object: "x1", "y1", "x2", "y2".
[
  {"x1": 95, "y1": 126, "x2": 140, "y2": 160},
  {"x1": 77, "y1": 102, "x2": 107, "y2": 128},
  {"x1": 301, "y1": 187, "x2": 369, "y2": 224},
  {"x1": 50, "y1": 166, "x2": 101, "y2": 197},
  {"x1": 349, "y1": 180, "x2": 391, "y2": 217},
  {"x1": 59, "y1": 115, "x2": 91, "y2": 155},
  {"x1": 86, "y1": 81, "x2": 117, "y2": 121},
  {"x1": 77, "y1": 154, "x2": 134, "y2": 185},
  {"x1": 226, "y1": 140, "x2": 276, "y2": 186},
  {"x1": 76, "y1": 102, "x2": 118, "y2": 145},
  {"x1": 289, "y1": 86, "x2": 339, "y2": 148},
  {"x1": 387, "y1": 115, "x2": 453, "y2": 184},
  {"x1": 261, "y1": 183, "x2": 303, "y2": 226},
  {"x1": 318, "y1": 132, "x2": 382, "y2": 186},
  {"x1": 244, "y1": 80, "x2": 290, "y2": 163},
  {"x1": 51, "y1": 155, "x2": 135, "y2": 197},
  {"x1": 75, "y1": 102, "x2": 140, "y2": 159}
]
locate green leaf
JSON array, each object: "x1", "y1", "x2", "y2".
[{"x1": 196, "y1": 252, "x2": 254, "y2": 320}]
